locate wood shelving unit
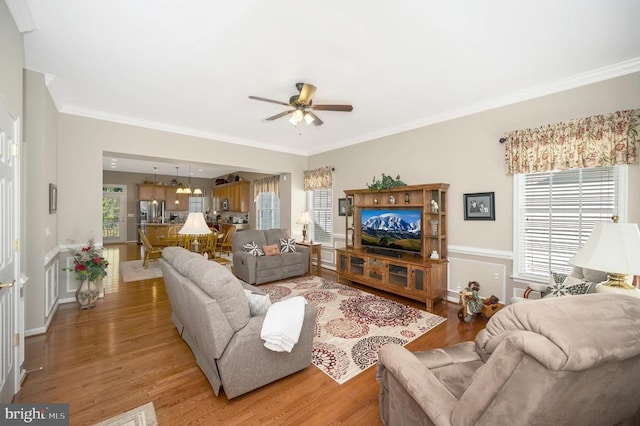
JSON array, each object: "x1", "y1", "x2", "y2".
[{"x1": 336, "y1": 183, "x2": 449, "y2": 312}]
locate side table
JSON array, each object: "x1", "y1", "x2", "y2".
[{"x1": 296, "y1": 241, "x2": 322, "y2": 275}]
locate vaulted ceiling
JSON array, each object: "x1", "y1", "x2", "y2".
[{"x1": 9, "y1": 1, "x2": 640, "y2": 176}]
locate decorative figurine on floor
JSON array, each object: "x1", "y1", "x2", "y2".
[{"x1": 458, "y1": 281, "x2": 482, "y2": 323}]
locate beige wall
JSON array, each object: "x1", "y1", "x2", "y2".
[
  {"x1": 24, "y1": 70, "x2": 59, "y2": 330},
  {"x1": 310, "y1": 72, "x2": 640, "y2": 299},
  {"x1": 57, "y1": 114, "x2": 310, "y2": 245}
]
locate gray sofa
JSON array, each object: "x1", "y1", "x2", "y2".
[
  {"x1": 377, "y1": 293, "x2": 640, "y2": 425},
  {"x1": 160, "y1": 247, "x2": 317, "y2": 399},
  {"x1": 232, "y1": 229, "x2": 309, "y2": 284}
]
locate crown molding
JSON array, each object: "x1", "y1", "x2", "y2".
[
  {"x1": 5, "y1": 0, "x2": 36, "y2": 33},
  {"x1": 308, "y1": 58, "x2": 640, "y2": 155},
  {"x1": 47, "y1": 58, "x2": 640, "y2": 157},
  {"x1": 58, "y1": 104, "x2": 311, "y2": 157}
]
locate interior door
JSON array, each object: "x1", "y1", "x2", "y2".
[
  {"x1": 0, "y1": 105, "x2": 20, "y2": 402},
  {"x1": 103, "y1": 185, "x2": 127, "y2": 243}
]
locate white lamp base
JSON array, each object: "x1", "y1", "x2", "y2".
[{"x1": 595, "y1": 282, "x2": 640, "y2": 298}]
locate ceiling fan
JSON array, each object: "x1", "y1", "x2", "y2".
[{"x1": 249, "y1": 82, "x2": 353, "y2": 126}]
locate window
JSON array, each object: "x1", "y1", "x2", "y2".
[
  {"x1": 189, "y1": 196, "x2": 203, "y2": 213},
  {"x1": 256, "y1": 192, "x2": 280, "y2": 230},
  {"x1": 309, "y1": 189, "x2": 332, "y2": 244},
  {"x1": 514, "y1": 166, "x2": 625, "y2": 281}
]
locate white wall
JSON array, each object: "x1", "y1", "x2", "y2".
[{"x1": 0, "y1": 1, "x2": 23, "y2": 114}]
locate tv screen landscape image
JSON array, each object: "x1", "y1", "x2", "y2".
[{"x1": 361, "y1": 209, "x2": 422, "y2": 254}]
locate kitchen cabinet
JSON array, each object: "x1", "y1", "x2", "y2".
[
  {"x1": 165, "y1": 190, "x2": 189, "y2": 211},
  {"x1": 138, "y1": 184, "x2": 166, "y2": 201},
  {"x1": 139, "y1": 184, "x2": 188, "y2": 211},
  {"x1": 212, "y1": 181, "x2": 250, "y2": 212},
  {"x1": 138, "y1": 184, "x2": 155, "y2": 200}
]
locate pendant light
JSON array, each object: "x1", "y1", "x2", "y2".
[
  {"x1": 183, "y1": 165, "x2": 193, "y2": 195},
  {"x1": 151, "y1": 167, "x2": 158, "y2": 205},
  {"x1": 176, "y1": 166, "x2": 184, "y2": 194},
  {"x1": 174, "y1": 167, "x2": 180, "y2": 204}
]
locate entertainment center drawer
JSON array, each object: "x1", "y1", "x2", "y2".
[{"x1": 336, "y1": 248, "x2": 447, "y2": 313}]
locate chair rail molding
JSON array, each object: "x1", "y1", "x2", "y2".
[{"x1": 448, "y1": 245, "x2": 513, "y2": 260}]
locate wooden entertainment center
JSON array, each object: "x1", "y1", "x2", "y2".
[{"x1": 335, "y1": 183, "x2": 449, "y2": 312}]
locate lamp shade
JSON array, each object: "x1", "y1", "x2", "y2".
[
  {"x1": 569, "y1": 223, "x2": 640, "y2": 275},
  {"x1": 179, "y1": 212, "x2": 212, "y2": 235},
  {"x1": 296, "y1": 211, "x2": 312, "y2": 225}
]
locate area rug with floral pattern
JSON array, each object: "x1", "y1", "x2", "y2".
[{"x1": 261, "y1": 275, "x2": 446, "y2": 384}]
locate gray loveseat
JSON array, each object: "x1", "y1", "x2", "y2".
[
  {"x1": 160, "y1": 247, "x2": 317, "y2": 399},
  {"x1": 232, "y1": 229, "x2": 309, "y2": 284},
  {"x1": 377, "y1": 293, "x2": 640, "y2": 425}
]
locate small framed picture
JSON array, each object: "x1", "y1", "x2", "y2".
[
  {"x1": 49, "y1": 183, "x2": 57, "y2": 214},
  {"x1": 338, "y1": 198, "x2": 353, "y2": 216},
  {"x1": 464, "y1": 192, "x2": 495, "y2": 221},
  {"x1": 338, "y1": 198, "x2": 347, "y2": 216}
]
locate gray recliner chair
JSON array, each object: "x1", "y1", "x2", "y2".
[{"x1": 377, "y1": 293, "x2": 640, "y2": 426}]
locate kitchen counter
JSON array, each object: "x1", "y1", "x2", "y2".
[{"x1": 143, "y1": 223, "x2": 184, "y2": 246}]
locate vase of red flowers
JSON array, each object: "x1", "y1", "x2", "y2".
[{"x1": 65, "y1": 239, "x2": 109, "y2": 309}]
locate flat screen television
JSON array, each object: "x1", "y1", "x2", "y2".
[{"x1": 360, "y1": 209, "x2": 422, "y2": 254}]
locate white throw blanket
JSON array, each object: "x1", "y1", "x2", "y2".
[{"x1": 260, "y1": 296, "x2": 307, "y2": 352}]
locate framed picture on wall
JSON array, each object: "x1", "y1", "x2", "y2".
[
  {"x1": 464, "y1": 192, "x2": 494, "y2": 220},
  {"x1": 338, "y1": 198, "x2": 353, "y2": 216},
  {"x1": 49, "y1": 183, "x2": 57, "y2": 214}
]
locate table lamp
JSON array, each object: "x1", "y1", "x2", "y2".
[
  {"x1": 569, "y1": 222, "x2": 640, "y2": 297},
  {"x1": 179, "y1": 212, "x2": 212, "y2": 253},
  {"x1": 296, "y1": 211, "x2": 312, "y2": 243}
]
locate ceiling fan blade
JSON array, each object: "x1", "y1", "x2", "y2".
[
  {"x1": 312, "y1": 104, "x2": 353, "y2": 112},
  {"x1": 297, "y1": 83, "x2": 317, "y2": 106},
  {"x1": 265, "y1": 110, "x2": 294, "y2": 121},
  {"x1": 249, "y1": 96, "x2": 290, "y2": 106},
  {"x1": 306, "y1": 110, "x2": 324, "y2": 126}
]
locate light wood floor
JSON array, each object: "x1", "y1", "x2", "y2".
[{"x1": 14, "y1": 243, "x2": 486, "y2": 425}]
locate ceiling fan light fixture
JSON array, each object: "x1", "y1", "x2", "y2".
[
  {"x1": 250, "y1": 82, "x2": 353, "y2": 127},
  {"x1": 304, "y1": 112, "x2": 314, "y2": 125}
]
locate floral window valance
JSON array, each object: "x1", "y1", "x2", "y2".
[
  {"x1": 304, "y1": 166, "x2": 333, "y2": 191},
  {"x1": 504, "y1": 109, "x2": 639, "y2": 175},
  {"x1": 253, "y1": 175, "x2": 280, "y2": 201}
]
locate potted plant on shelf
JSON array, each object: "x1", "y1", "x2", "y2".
[
  {"x1": 64, "y1": 238, "x2": 109, "y2": 309},
  {"x1": 366, "y1": 174, "x2": 407, "y2": 190}
]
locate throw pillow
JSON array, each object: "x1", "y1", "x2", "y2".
[
  {"x1": 244, "y1": 289, "x2": 271, "y2": 316},
  {"x1": 263, "y1": 244, "x2": 279, "y2": 256},
  {"x1": 242, "y1": 241, "x2": 264, "y2": 257},
  {"x1": 280, "y1": 238, "x2": 296, "y2": 253},
  {"x1": 543, "y1": 272, "x2": 591, "y2": 298}
]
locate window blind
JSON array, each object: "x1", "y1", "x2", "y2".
[
  {"x1": 517, "y1": 166, "x2": 618, "y2": 278},
  {"x1": 256, "y1": 192, "x2": 280, "y2": 230},
  {"x1": 311, "y1": 189, "x2": 332, "y2": 243}
]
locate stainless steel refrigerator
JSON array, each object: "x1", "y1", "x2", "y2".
[{"x1": 138, "y1": 200, "x2": 165, "y2": 242}]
